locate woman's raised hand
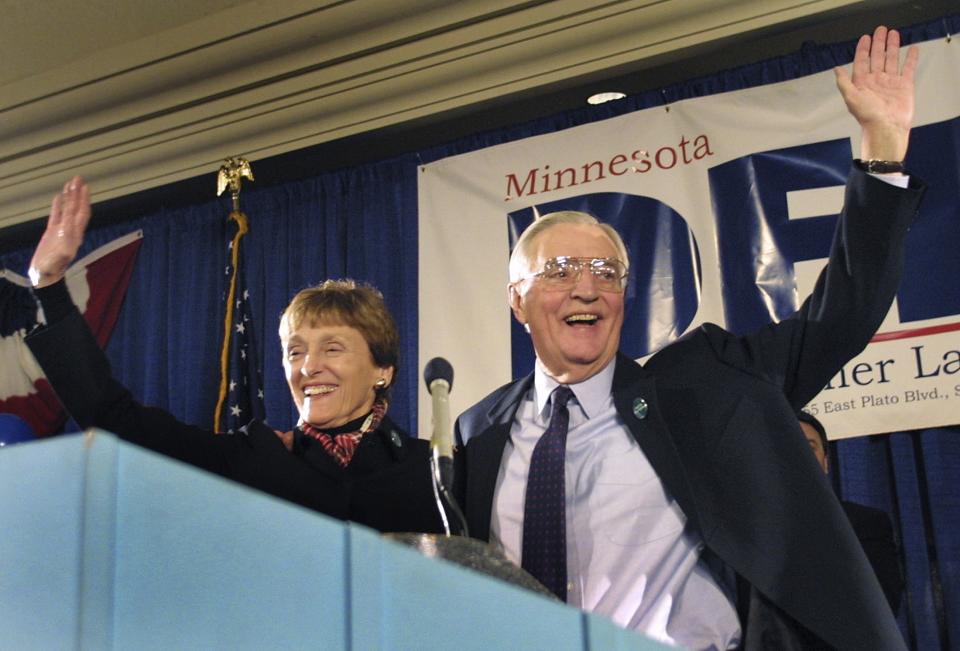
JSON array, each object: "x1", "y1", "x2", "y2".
[{"x1": 29, "y1": 176, "x2": 91, "y2": 288}]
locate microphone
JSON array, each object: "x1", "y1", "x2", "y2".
[
  {"x1": 424, "y1": 357, "x2": 468, "y2": 536},
  {"x1": 424, "y1": 357, "x2": 454, "y2": 490}
]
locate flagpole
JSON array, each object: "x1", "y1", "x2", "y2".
[{"x1": 213, "y1": 157, "x2": 254, "y2": 432}]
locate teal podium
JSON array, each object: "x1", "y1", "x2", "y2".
[{"x1": 0, "y1": 432, "x2": 668, "y2": 650}]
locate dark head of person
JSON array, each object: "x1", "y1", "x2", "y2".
[{"x1": 798, "y1": 410, "x2": 830, "y2": 474}]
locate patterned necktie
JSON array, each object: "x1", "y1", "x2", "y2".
[{"x1": 522, "y1": 385, "x2": 574, "y2": 601}]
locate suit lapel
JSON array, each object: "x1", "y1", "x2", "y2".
[
  {"x1": 465, "y1": 375, "x2": 533, "y2": 541},
  {"x1": 610, "y1": 353, "x2": 701, "y2": 532}
]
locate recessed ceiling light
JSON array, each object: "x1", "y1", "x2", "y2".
[{"x1": 587, "y1": 91, "x2": 626, "y2": 105}]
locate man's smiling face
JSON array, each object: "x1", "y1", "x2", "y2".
[{"x1": 509, "y1": 222, "x2": 625, "y2": 384}]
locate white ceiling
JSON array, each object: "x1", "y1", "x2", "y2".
[
  {"x1": 0, "y1": 0, "x2": 251, "y2": 86},
  {"x1": 1, "y1": 0, "x2": 954, "y2": 233}
]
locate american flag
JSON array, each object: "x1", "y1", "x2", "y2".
[{"x1": 214, "y1": 211, "x2": 264, "y2": 433}]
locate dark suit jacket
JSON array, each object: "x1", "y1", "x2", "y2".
[
  {"x1": 27, "y1": 281, "x2": 444, "y2": 535},
  {"x1": 455, "y1": 169, "x2": 925, "y2": 651},
  {"x1": 843, "y1": 500, "x2": 904, "y2": 614}
]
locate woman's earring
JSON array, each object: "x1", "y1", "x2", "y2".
[{"x1": 374, "y1": 378, "x2": 387, "y2": 390}]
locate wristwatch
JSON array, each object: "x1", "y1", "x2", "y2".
[
  {"x1": 853, "y1": 158, "x2": 905, "y2": 174},
  {"x1": 27, "y1": 266, "x2": 43, "y2": 288}
]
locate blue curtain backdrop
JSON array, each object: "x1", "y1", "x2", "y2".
[{"x1": 2, "y1": 13, "x2": 957, "y2": 650}]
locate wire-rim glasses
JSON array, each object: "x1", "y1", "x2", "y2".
[{"x1": 518, "y1": 256, "x2": 628, "y2": 292}]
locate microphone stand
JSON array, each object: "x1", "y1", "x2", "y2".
[
  {"x1": 391, "y1": 462, "x2": 554, "y2": 599},
  {"x1": 390, "y1": 357, "x2": 552, "y2": 597},
  {"x1": 430, "y1": 451, "x2": 468, "y2": 537}
]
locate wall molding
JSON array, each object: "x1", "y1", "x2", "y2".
[{"x1": 0, "y1": 0, "x2": 869, "y2": 229}]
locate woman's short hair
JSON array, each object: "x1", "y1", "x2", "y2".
[
  {"x1": 279, "y1": 279, "x2": 399, "y2": 382},
  {"x1": 508, "y1": 211, "x2": 630, "y2": 283}
]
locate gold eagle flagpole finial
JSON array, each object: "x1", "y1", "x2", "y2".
[
  {"x1": 217, "y1": 156, "x2": 254, "y2": 213},
  {"x1": 213, "y1": 156, "x2": 255, "y2": 431}
]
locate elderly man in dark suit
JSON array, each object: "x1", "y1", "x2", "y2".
[{"x1": 455, "y1": 26, "x2": 924, "y2": 651}]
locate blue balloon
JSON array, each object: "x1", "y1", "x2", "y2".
[{"x1": 0, "y1": 413, "x2": 37, "y2": 447}]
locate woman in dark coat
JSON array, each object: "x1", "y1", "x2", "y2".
[{"x1": 26, "y1": 176, "x2": 444, "y2": 534}]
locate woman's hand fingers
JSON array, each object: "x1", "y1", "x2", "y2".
[{"x1": 29, "y1": 176, "x2": 91, "y2": 287}]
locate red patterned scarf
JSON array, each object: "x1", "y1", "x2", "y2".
[{"x1": 299, "y1": 397, "x2": 387, "y2": 467}]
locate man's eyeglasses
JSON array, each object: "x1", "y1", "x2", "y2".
[{"x1": 518, "y1": 256, "x2": 628, "y2": 292}]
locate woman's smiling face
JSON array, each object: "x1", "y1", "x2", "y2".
[{"x1": 281, "y1": 322, "x2": 393, "y2": 429}]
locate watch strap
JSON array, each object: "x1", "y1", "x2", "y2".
[{"x1": 853, "y1": 158, "x2": 905, "y2": 174}]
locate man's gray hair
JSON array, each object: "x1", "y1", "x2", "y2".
[{"x1": 508, "y1": 211, "x2": 630, "y2": 283}]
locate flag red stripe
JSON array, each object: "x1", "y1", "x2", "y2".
[{"x1": 84, "y1": 238, "x2": 142, "y2": 347}]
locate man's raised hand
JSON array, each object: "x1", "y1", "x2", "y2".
[{"x1": 835, "y1": 25, "x2": 920, "y2": 162}]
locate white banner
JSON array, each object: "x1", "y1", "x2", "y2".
[{"x1": 419, "y1": 37, "x2": 960, "y2": 440}]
